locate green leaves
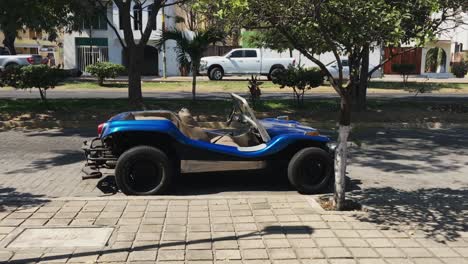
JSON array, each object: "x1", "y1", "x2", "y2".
[{"x1": 86, "y1": 62, "x2": 125, "y2": 86}]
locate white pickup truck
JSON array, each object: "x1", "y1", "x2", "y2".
[
  {"x1": 199, "y1": 48, "x2": 295, "y2": 80},
  {"x1": 0, "y1": 48, "x2": 42, "y2": 71}
]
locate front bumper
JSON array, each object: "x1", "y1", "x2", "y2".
[{"x1": 81, "y1": 138, "x2": 116, "y2": 179}]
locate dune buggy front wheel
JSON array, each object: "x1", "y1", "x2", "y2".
[
  {"x1": 115, "y1": 146, "x2": 173, "y2": 195},
  {"x1": 288, "y1": 147, "x2": 333, "y2": 194}
]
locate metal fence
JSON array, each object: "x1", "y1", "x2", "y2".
[{"x1": 76, "y1": 46, "x2": 109, "y2": 73}]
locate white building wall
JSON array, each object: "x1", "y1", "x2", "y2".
[{"x1": 64, "y1": 0, "x2": 181, "y2": 76}]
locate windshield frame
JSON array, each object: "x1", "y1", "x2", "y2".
[{"x1": 230, "y1": 93, "x2": 271, "y2": 143}]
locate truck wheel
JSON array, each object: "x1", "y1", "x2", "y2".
[
  {"x1": 268, "y1": 67, "x2": 284, "y2": 81},
  {"x1": 209, "y1": 67, "x2": 224, "y2": 80},
  {"x1": 288, "y1": 147, "x2": 333, "y2": 194},
  {"x1": 4, "y1": 63, "x2": 18, "y2": 70},
  {"x1": 115, "y1": 146, "x2": 174, "y2": 195}
]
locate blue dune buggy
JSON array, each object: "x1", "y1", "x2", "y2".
[{"x1": 82, "y1": 93, "x2": 335, "y2": 195}]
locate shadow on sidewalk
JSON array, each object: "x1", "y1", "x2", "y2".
[
  {"x1": 0, "y1": 187, "x2": 49, "y2": 212},
  {"x1": 351, "y1": 187, "x2": 468, "y2": 242},
  {"x1": 9, "y1": 225, "x2": 313, "y2": 263}
]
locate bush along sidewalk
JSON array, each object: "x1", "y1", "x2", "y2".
[
  {"x1": 86, "y1": 62, "x2": 125, "y2": 86},
  {"x1": 0, "y1": 64, "x2": 65, "y2": 103}
]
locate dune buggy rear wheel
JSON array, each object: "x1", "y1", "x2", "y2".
[
  {"x1": 115, "y1": 146, "x2": 173, "y2": 195},
  {"x1": 288, "y1": 147, "x2": 333, "y2": 194}
]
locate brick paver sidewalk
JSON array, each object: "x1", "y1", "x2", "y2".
[{"x1": 0, "y1": 196, "x2": 466, "y2": 264}]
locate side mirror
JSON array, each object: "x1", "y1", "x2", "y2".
[{"x1": 226, "y1": 54, "x2": 231, "y2": 59}]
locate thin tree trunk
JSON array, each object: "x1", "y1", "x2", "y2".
[
  {"x1": 354, "y1": 45, "x2": 369, "y2": 111},
  {"x1": 3, "y1": 31, "x2": 17, "y2": 55},
  {"x1": 128, "y1": 47, "x2": 143, "y2": 105},
  {"x1": 192, "y1": 64, "x2": 197, "y2": 100},
  {"x1": 334, "y1": 94, "x2": 351, "y2": 211}
]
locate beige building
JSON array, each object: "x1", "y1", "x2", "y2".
[{"x1": 0, "y1": 29, "x2": 64, "y2": 66}]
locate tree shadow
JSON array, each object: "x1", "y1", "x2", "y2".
[
  {"x1": 350, "y1": 187, "x2": 467, "y2": 242},
  {"x1": 0, "y1": 187, "x2": 49, "y2": 212},
  {"x1": 9, "y1": 225, "x2": 313, "y2": 263},
  {"x1": 350, "y1": 127, "x2": 468, "y2": 174},
  {"x1": 4, "y1": 150, "x2": 83, "y2": 175}
]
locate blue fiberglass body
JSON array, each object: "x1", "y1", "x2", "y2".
[{"x1": 101, "y1": 113, "x2": 331, "y2": 159}]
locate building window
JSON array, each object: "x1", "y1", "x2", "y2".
[
  {"x1": 148, "y1": 4, "x2": 157, "y2": 30},
  {"x1": 133, "y1": 4, "x2": 143, "y2": 30},
  {"x1": 83, "y1": 11, "x2": 108, "y2": 30},
  {"x1": 455, "y1": 43, "x2": 464, "y2": 53}
]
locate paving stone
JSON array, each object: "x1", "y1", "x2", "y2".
[
  {"x1": 264, "y1": 239, "x2": 291, "y2": 248},
  {"x1": 349, "y1": 247, "x2": 379, "y2": 258},
  {"x1": 341, "y1": 238, "x2": 369, "y2": 248},
  {"x1": 391, "y1": 238, "x2": 421, "y2": 248},
  {"x1": 21, "y1": 218, "x2": 48, "y2": 226},
  {"x1": 400, "y1": 247, "x2": 433, "y2": 258},
  {"x1": 0, "y1": 251, "x2": 13, "y2": 262},
  {"x1": 214, "y1": 240, "x2": 239, "y2": 249},
  {"x1": 242, "y1": 249, "x2": 269, "y2": 260},
  {"x1": 157, "y1": 250, "x2": 185, "y2": 261},
  {"x1": 428, "y1": 247, "x2": 460, "y2": 257},
  {"x1": 239, "y1": 239, "x2": 265, "y2": 249},
  {"x1": 294, "y1": 248, "x2": 324, "y2": 259},
  {"x1": 453, "y1": 247, "x2": 468, "y2": 257},
  {"x1": 375, "y1": 248, "x2": 406, "y2": 258},
  {"x1": 186, "y1": 249, "x2": 213, "y2": 260},
  {"x1": 315, "y1": 238, "x2": 342, "y2": 247},
  {"x1": 98, "y1": 252, "x2": 129, "y2": 262},
  {"x1": 322, "y1": 247, "x2": 352, "y2": 258},
  {"x1": 334, "y1": 230, "x2": 360, "y2": 238},
  {"x1": 357, "y1": 230, "x2": 385, "y2": 238},
  {"x1": 268, "y1": 248, "x2": 296, "y2": 259},
  {"x1": 287, "y1": 238, "x2": 316, "y2": 248},
  {"x1": 441, "y1": 258, "x2": 468, "y2": 264},
  {"x1": 357, "y1": 258, "x2": 386, "y2": 264},
  {"x1": 385, "y1": 258, "x2": 415, "y2": 264},
  {"x1": 328, "y1": 258, "x2": 357, "y2": 264},
  {"x1": 365, "y1": 238, "x2": 394, "y2": 247},
  {"x1": 412, "y1": 258, "x2": 444, "y2": 264},
  {"x1": 215, "y1": 249, "x2": 242, "y2": 260}
]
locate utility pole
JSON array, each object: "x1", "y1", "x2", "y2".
[{"x1": 162, "y1": 5, "x2": 167, "y2": 79}]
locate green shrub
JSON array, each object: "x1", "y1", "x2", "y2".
[
  {"x1": 391, "y1": 63, "x2": 416, "y2": 87},
  {"x1": 272, "y1": 65, "x2": 323, "y2": 106},
  {"x1": 86, "y1": 62, "x2": 125, "y2": 86},
  {"x1": 452, "y1": 62, "x2": 467, "y2": 78},
  {"x1": 2, "y1": 65, "x2": 65, "y2": 102},
  {"x1": 0, "y1": 65, "x2": 22, "y2": 87}
]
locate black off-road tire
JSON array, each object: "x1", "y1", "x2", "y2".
[
  {"x1": 209, "y1": 67, "x2": 224, "y2": 80},
  {"x1": 288, "y1": 147, "x2": 333, "y2": 194},
  {"x1": 115, "y1": 146, "x2": 174, "y2": 195}
]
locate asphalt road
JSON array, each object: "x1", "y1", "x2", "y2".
[
  {"x1": 1, "y1": 88, "x2": 468, "y2": 100},
  {"x1": 0, "y1": 127, "x2": 467, "y2": 199}
]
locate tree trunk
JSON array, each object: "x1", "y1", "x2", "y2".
[
  {"x1": 127, "y1": 47, "x2": 144, "y2": 105},
  {"x1": 3, "y1": 31, "x2": 17, "y2": 55},
  {"x1": 334, "y1": 94, "x2": 351, "y2": 211},
  {"x1": 353, "y1": 45, "x2": 369, "y2": 111},
  {"x1": 192, "y1": 64, "x2": 197, "y2": 101}
]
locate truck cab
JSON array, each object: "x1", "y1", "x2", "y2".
[{"x1": 200, "y1": 48, "x2": 295, "y2": 80}]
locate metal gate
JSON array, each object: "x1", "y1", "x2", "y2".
[{"x1": 76, "y1": 46, "x2": 109, "y2": 73}]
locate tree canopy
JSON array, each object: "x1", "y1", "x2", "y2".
[{"x1": 0, "y1": 0, "x2": 76, "y2": 54}]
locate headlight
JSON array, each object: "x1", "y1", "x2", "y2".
[
  {"x1": 305, "y1": 130, "x2": 320, "y2": 136},
  {"x1": 200, "y1": 60, "x2": 208, "y2": 67},
  {"x1": 327, "y1": 142, "x2": 337, "y2": 153}
]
